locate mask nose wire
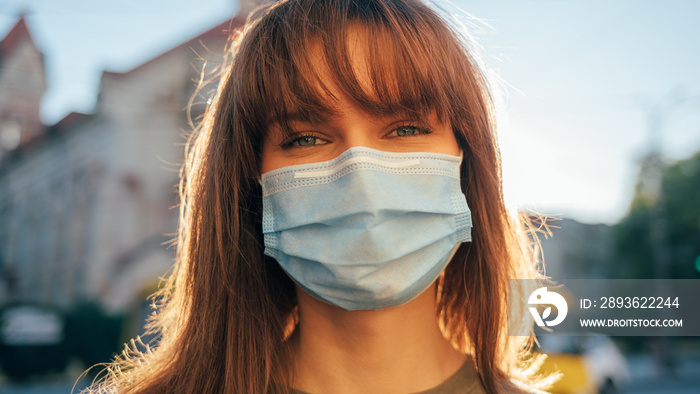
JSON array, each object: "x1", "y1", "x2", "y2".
[
  {"x1": 258, "y1": 148, "x2": 464, "y2": 184},
  {"x1": 294, "y1": 156, "x2": 421, "y2": 179}
]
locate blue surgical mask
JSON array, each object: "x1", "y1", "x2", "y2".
[{"x1": 261, "y1": 147, "x2": 472, "y2": 310}]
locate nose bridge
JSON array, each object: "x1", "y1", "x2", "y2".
[
  {"x1": 337, "y1": 106, "x2": 382, "y2": 151},
  {"x1": 342, "y1": 125, "x2": 373, "y2": 149}
]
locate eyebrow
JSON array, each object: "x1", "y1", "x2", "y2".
[{"x1": 266, "y1": 110, "x2": 333, "y2": 128}]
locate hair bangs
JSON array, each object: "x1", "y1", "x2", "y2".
[
  {"x1": 322, "y1": 20, "x2": 455, "y2": 122},
  {"x1": 241, "y1": 0, "x2": 464, "y2": 141}
]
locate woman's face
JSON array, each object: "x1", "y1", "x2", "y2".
[{"x1": 261, "y1": 26, "x2": 460, "y2": 174}]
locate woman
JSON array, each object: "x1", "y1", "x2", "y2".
[{"x1": 89, "y1": 0, "x2": 549, "y2": 392}]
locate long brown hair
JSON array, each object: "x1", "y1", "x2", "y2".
[{"x1": 87, "y1": 0, "x2": 549, "y2": 392}]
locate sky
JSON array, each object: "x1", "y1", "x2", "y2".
[{"x1": 1, "y1": 0, "x2": 699, "y2": 225}]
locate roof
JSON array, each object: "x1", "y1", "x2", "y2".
[
  {"x1": 1, "y1": 7, "x2": 250, "y2": 162},
  {"x1": 0, "y1": 15, "x2": 42, "y2": 58},
  {"x1": 101, "y1": 14, "x2": 247, "y2": 80},
  {"x1": 53, "y1": 111, "x2": 90, "y2": 131}
]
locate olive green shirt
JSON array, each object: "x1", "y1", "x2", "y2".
[{"x1": 290, "y1": 360, "x2": 486, "y2": 394}]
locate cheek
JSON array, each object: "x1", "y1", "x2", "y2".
[
  {"x1": 445, "y1": 133, "x2": 461, "y2": 156},
  {"x1": 428, "y1": 113, "x2": 460, "y2": 156},
  {"x1": 261, "y1": 143, "x2": 281, "y2": 174},
  {"x1": 260, "y1": 128, "x2": 287, "y2": 174},
  {"x1": 436, "y1": 126, "x2": 460, "y2": 157}
]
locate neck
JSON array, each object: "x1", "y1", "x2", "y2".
[{"x1": 289, "y1": 283, "x2": 467, "y2": 394}]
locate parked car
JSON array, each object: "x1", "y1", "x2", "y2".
[
  {"x1": 537, "y1": 334, "x2": 630, "y2": 394},
  {"x1": 0, "y1": 305, "x2": 68, "y2": 381}
]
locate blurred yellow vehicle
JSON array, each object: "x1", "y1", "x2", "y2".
[{"x1": 537, "y1": 334, "x2": 630, "y2": 394}]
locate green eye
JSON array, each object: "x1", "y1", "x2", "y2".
[
  {"x1": 280, "y1": 134, "x2": 327, "y2": 150},
  {"x1": 395, "y1": 126, "x2": 420, "y2": 136},
  {"x1": 295, "y1": 136, "x2": 319, "y2": 147}
]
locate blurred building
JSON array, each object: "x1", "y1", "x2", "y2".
[
  {"x1": 0, "y1": 8, "x2": 249, "y2": 323},
  {"x1": 0, "y1": 16, "x2": 45, "y2": 156}
]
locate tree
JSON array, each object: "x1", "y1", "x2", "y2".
[{"x1": 612, "y1": 150, "x2": 700, "y2": 279}]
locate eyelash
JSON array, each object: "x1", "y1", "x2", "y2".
[
  {"x1": 279, "y1": 123, "x2": 433, "y2": 150},
  {"x1": 388, "y1": 124, "x2": 433, "y2": 138},
  {"x1": 280, "y1": 134, "x2": 321, "y2": 150}
]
